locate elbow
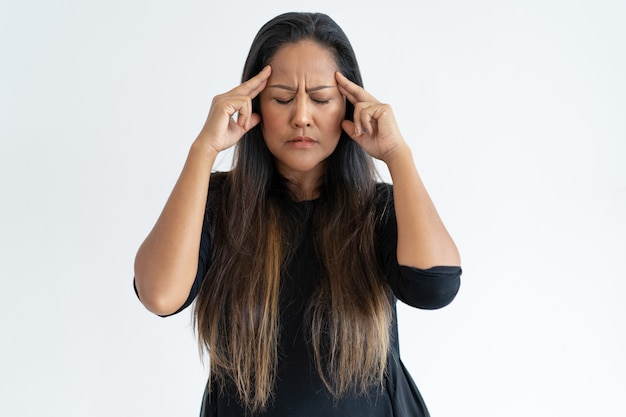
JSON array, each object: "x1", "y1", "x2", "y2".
[
  {"x1": 134, "y1": 251, "x2": 195, "y2": 316},
  {"x1": 418, "y1": 281, "x2": 460, "y2": 309},
  {"x1": 142, "y1": 293, "x2": 186, "y2": 317},
  {"x1": 394, "y1": 265, "x2": 462, "y2": 310},
  {"x1": 133, "y1": 275, "x2": 189, "y2": 317}
]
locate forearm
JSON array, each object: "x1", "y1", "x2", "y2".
[
  {"x1": 385, "y1": 144, "x2": 461, "y2": 269},
  {"x1": 134, "y1": 141, "x2": 217, "y2": 315}
]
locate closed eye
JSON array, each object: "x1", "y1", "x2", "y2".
[{"x1": 273, "y1": 97, "x2": 331, "y2": 105}]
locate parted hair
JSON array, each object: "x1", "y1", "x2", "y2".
[{"x1": 193, "y1": 12, "x2": 393, "y2": 413}]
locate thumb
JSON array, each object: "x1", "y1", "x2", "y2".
[
  {"x1": 245, "y1": 113, "x2": 262, "y2": 132},
  {"x1": 341, "y1": 119, "x2": 358, "y2": 140}
]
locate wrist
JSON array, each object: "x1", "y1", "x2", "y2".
[
  {"x1": 382, "y1": 142, "x2": 413, "y2": 168},
  {"x1": 191, "y1": 137, "x2": 220, "y2": 160},
  {"x1": 189, "y1": 139, "x2": 220, "y2": 167}
]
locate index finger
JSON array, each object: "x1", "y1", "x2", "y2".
[
  {"x1": 236, "y1": 65, "x2": 272, "y2": 98},
  {"x1": 335, "y1": 72, "x2": 377, "y2": 104}
]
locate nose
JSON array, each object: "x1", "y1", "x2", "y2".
[{"x1": 292, "y1": 97, "x2": 312, "y2": 128}]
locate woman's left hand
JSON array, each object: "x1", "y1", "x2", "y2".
[{"x1": 336, "y1": 72, "x2": 408, "y2": 163}]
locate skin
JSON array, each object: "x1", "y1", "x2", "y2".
[
  {"x1": 334, "y1": 72, "x2": 460, "y2": 268},
  {"x1": 134, "y1": 39, "x2": 460, "y2": 316},
  {"x1": 259, "y1": 40, "x2": 346, "y2": 199}
]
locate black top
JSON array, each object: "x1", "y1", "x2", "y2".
[{"x1": 138, "y1": 175, "x2": 461, "y2": 417}]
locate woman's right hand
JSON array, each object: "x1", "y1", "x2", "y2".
[
  {"x1": 195, "y1": 65, "x2": 272, "y2": 155},
  {"x1": 135, "y1": 66, "x2": 271, "y2": 316}
]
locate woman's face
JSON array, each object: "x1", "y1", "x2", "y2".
[{"x1": 259, "y1": 40, "x2": 346, "y2": 184}]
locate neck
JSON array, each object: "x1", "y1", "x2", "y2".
[
  {"x1": 290, "y1": 176, "x2": 321, "y2": 201},
  {"x1": 276, "y1": 166, "x2": 323, "y2": 202}
]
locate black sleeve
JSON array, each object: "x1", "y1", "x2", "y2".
[
  {"x1": 375, "y1": 183, "x2": 462, "y2": 310},
  {"x1": 133, "y1": 172, "x2": 223, "y2": 317}
]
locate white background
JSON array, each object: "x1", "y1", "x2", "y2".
[{"x1": 1, "y1": 0, "x2": 625, "y2": 416}]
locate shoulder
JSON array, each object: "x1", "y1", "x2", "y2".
[
  {"x1": 374, "y1": 182, "x2": 394, "y2": 217},
  {"x1": 374, "y1": 182, "x2": 393, "y2": 201},
  {"x1": 371, "y1": 182, "x2": 395, "y2": 239},
  {"x1": 207, "y1": 171, "x2": 230, "y2": 202},
  {"x1": 204, "y1": 172, "x2": 233, "y2": 223},
  {"x1": 209, "y1": 171, "x2": 229, "y2": 190}
]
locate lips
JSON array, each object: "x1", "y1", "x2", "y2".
[
  {"x1": 287, "y1": 136, "x2": 317, "y2": 148},
  {"x1": 288, "y1": 136, "x2": 316, "y2": 143}
]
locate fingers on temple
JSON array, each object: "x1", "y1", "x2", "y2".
[
  {"x1": 335, "y1": 71, "x2": 374, "y2": 104},
  {"x1": 239, "y1": 65, "x2": 272, "y2": 98}
]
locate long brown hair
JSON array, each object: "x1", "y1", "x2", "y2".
[{"x1": 194, "y1": 12, "x2": 393, "y2": 412}]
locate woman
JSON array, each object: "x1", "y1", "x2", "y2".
[{"x1": 134, "y1": 12, "x2": 461, "y2": 417}]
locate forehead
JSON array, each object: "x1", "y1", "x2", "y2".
[{"x1": 268, "y1": 40, "x2": 338, "y2": 82}]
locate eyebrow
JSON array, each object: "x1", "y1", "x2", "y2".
[{"x1": 268, "y1": 84, "x2": 335, "y2": 93}]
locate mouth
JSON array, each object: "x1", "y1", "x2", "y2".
[
  {"x1": 288, "y1": 136, "x2": 316, "y2": 143},
  {"x1": 287, "y1": 136, "x2": 317, "y2": 148}
]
